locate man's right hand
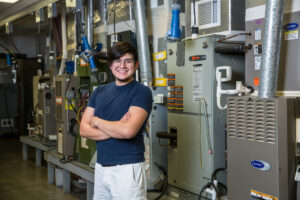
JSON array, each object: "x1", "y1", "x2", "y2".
[{"x1": 120, "y1": 112, "x2": 130, "y2": 122}]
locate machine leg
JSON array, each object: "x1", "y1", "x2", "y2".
[
  {"x1": 35, "y1": 149, "x2": 42, "y2": 166},
  {"x1": 22, "y1": 143, "x2": 28, "y2": 160},
  {"x1": 87, "y1": 181, "x2": 94, "y2": 200},
  {"x1": 63, "y1": 169, "x2": 71, "y2": 193},
  {"x1": 47, "y1": 164, "x2": 55, "y2": 184}
]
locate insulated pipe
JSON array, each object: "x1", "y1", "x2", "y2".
[
  {"x1": 214, "y1": 45, "x2": 245, "y2": 55},
  {"x1": 87, "y1": 0, "x2": 94, "y2": 47},
  {"x1": 133, "y1": 0, "x2": 152, "y2": 86},
  {"x1": 58, "y1": 4, "x2": 67, "y2": 75},
  {"x1": 258, "y1": 0, "x2": 285, "y2": 98}
]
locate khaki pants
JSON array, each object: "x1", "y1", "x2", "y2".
[{"x1": 93, "y1": 162, "x2": 147, "y2": 200}]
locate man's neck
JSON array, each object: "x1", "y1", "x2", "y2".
[{"x1": 115, "y1": 77, "x2": 134, "y2": 86}]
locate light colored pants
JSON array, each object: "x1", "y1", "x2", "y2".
[{"x1": 93, "y1": 162, "x2": 147, "y2": 200}]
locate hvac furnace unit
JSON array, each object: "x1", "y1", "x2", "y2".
[
  {"x1": 227, "y1": 96, "x2": 297, "y2": 200},
  {"x1": 245, "y1": 2, "x2": 300, "y2": 94},
  {"x1": 55, "y1": 74, "x2": 78, "y2": 157},
  {"x1": 36, "y1": 88, "x2": 56, "y2": 141},
  {"x1": 144, "y1": 86, "x2": 168, "y2": 190},
  {"x1": 166, "y1": 35, "x2": 244, "y2": 195}
]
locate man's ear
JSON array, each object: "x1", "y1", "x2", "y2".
[{"x1": 134, "y1": 61, "x2": 139, "y2": 70}]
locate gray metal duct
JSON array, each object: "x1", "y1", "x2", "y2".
[
  {"x1": 258, "y1": 0, "x2": 285, "y2": 98},
  {"x1": 87, "y1": 0, "x2": 94, "y2": 47},
  {"x1": 133, "y1": 0, "x2": 152, "y2": 86},
  {"x1": 98, "y1": 0, "x2": 108, "y2": 24}
]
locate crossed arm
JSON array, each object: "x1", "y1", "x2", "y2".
[{"x1": 79, "y1": 106, "x2": 148, "y2": 140}]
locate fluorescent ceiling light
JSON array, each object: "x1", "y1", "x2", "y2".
[{"x1": 0, "y1": 0, "x2": 19, "y2": 3}]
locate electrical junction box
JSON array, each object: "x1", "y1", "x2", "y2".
[
  {"x1": 166, "y1": 35, "x2": 245, "y2": 195},
  {"x1": 245, "y1": 1, "x2": 300, "y2": 95},
  {"x1": 227, "y1": 96, "x2": 298, "y2": 200}
]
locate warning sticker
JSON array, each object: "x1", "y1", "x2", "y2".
[
  {"x1": 81, "y1": 137, "x2": 89, "y2": 149},
  {"x1": 56, "y1": 97, "x2": 62, "y2": 104},
  {"x1": 285, "y1": 30, "x2": 298, "y2": 40},
  {"x1": 255, "y1": 28, "x2": 262, "y2": 41},
  {"x1": 255, "y1": 56, "x2": 261, "y2": 71},
  {"x1": 251, "y1": 189, "x2": 278, "y2": 200},
  {"x1": 192, "y1": 67, "x2": 203, "y2": 101}
]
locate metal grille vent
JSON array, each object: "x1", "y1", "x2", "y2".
[
  {"x1": 227, "y1": 97, "x2": 276, "y2": 144},
  {"x1": 198, "y1": 2, "x2": 212, "y2": 26},
  {"x1": 56, "y1": 105, "x2": 62, "y2": 121},
  {"x1": 56, "y1": 81, "x2": 62, "y2": 96}
]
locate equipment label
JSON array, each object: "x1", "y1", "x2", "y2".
[
  {"x1": 153, "y1": 51, "x2": 167, "y2": 61},
  {"x1": 255, "y1": 56, "x2": 261, "y2": 70},
  {"x1": 255, "y1": 28, "x2": 262, "y2": 40},
  {"x1": 285, "y1": 30, "x2": 298, "y2": 40},
  {"x1": 193, "y1": 67, "x2": 203, "y2": 101},
  {"x1": 81, "y1": 137, "x2": 89, "y2": 149},
  {"x1": 251, "y1": 189, "x2": 278, "y2": 200},
  {"x1": 56, "y1": 97, "x2": 62, "y2": 104}
]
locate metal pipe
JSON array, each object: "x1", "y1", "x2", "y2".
[
  {"x1": 133, "y1": 0, "x2": 152, "y2": 86},
  {"x1": 58, "y1": 4, "x2": 67, "y2": 75},
  {"x1": 87, "y1": 0, "x2": 94, "y2": 47},
  {"x1": 258, "y1": 0, "x2": 285, "y2": 98}
]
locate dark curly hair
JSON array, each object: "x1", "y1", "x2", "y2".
[{"x1": 108, "y1": 42, "x2": 138, "y2": 66}]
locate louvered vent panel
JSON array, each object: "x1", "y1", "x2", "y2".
[
  {"x1": 56, "y1": 81, "x2": 62, "y2": 96},
  {"x1": 227, "y1": 97, "x2": 276, "y2": 144},
  {"x1": 236, "y1": 99, "x2": 246, "y2": 139},
  {"x1": 246, "y1": 100, "x2": 255, "y2": 141},
  {"x1": 227, "y1": 100, "x2": 237, "y2": 138},
  {"x1": 56, "y1": 105, "x2": 62, "y2": 121},
  {"x1": 265, "y1": 100, "x2": 276, "y2": 143},
  {"x1": 198, "y1": 2, "x2": 212, "y2": 26}
]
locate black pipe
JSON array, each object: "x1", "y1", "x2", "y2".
[{"x1": 214, "y1": 45, "x2": 245, "y2": 55}]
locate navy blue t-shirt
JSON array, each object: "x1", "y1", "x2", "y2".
[{"x1": 88, "y1": 80, "x2": 152, "y2": 165}]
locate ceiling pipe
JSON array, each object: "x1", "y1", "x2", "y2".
[
  {"x1": 87, "y1": 0, "x2": 94, "y2": 47},
  {"x1": 133, "y1": 0, "x2": 152, "y2": 86},
  {"x1": 58, "y1": 4, "x2": 67, "y2": 75},
  {"x1": 258, "y1": 0, "x2": 285, "y2": 98}
]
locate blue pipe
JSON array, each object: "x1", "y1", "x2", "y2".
[
  {"x1": 166, "y1": 4, "x2": 181, "y2": 41},
  {"x1": 81, "y1": 35, "x2": 97, "y2": 72}
]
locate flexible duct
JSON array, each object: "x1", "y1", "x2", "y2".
[
  {"x1": 133, "y1": 0, "x2": 152, "y2": 86},
  {"x1": 87, "y1": 0, "x2": 94, "y2": 47},
  {"x1": 214, "y1": 45, "x2": 245, "y2": 55},
  {"x1": 258, "y1": 0, "x2": 285, "y2": 98},
  {"x1": 58, "y1": 4, "x2": 67, "y2": 75}
]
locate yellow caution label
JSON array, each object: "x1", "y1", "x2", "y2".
[
  {"x1": 65, "y1": 99, "x2": 75, "y2": 110},
  {"x1": 153, "y1": 51, "x2": 167, "y2": 61},
  {"x1": 154, "y1": 78, "x2": 167, "y2": 86},
  {"x1": 251, "y1": 189, "x2": 278, "y2": 200}
]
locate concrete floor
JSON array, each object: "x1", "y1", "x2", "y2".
[{"x1": 0, "y1": 135, "x2": 174, "y2": 200}]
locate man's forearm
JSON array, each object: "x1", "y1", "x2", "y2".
[
  {"x1": 93, "y1": 117, "x2": 130, "y2": 139},
  {"x1": 80, "y1": 122, "x2": 111, "y2": 141}
]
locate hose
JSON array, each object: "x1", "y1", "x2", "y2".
[
  {"x1": 148, "y1": 162, "x2": 168, "y2": 200},
  {"x1": 198, "y1": 168, "x2": 227, "y2": 200}
]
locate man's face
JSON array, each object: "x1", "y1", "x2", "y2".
[{"x1": 110, "y1": 53, "x2": 138, "y2": 85}]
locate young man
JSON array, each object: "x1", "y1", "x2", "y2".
[{"x1": 80, "y1": 42, "x2": 152, "y2": 200}]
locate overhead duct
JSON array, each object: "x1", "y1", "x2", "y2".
[
  {"x1": 58, "y1": 4, "x2": 67, "y2": 75},
  {"x1": 133, "y1": 0, "x2": 152, "y2": 86},
  {"x1": 258, "y1": 0, "x2": 285, "y2": 98},
  {"x1": 87, "y1": 0, "x2": 94, "y2": 47}
]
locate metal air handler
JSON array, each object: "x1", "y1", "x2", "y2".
[{"x1": 165, "y1": 35, "x2": 245, "y2": 195}]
